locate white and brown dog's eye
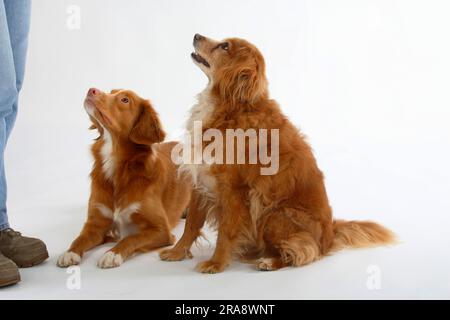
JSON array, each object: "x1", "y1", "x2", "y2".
[
  {"x1": 221, "y1": 42, "x2": 229, "y2": 51},
  {"x1": 121, "y1": 97, "x2": 129, "y2": 103}
]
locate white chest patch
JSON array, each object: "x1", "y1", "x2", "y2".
[
  {"x1": 179, "y1": 86, "x2": 217, "y2": 196},
  {"x1": 94, "y1": 202, "x2": 140, "y2": 240},
  {"x1": 100, "y1": 130, "x2": 115, "y2": 181},
  {"x1": 185, "y1": 86, "x2": 215, "y2": 134},
  {"x1": 112, "y1": 202, "x2": 141, "y2": 240}
]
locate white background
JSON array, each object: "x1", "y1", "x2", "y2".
[{"x1": 1, "y1": 0, "x2": 450, "y2": 299}]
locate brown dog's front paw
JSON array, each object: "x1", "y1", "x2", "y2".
[
  {"x1": 159, "y1": 248, "x2": 193, "y2": 261},
  {"x1": 57, "y1": 251, "x2": 81, "y2": 268},
  {"x1": 97, "y1": 251, "x2": 123, "y2": 269},
  {"x1": 196, "y1": 260, "x2": 227, "y2": 274},
  {"x1": 256, "y1": 258, "x2": 277, "y2": 271}
]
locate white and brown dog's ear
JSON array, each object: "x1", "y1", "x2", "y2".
[
  {"x1": 214, "y1": 48, "x2": 268, "y2": 106},
  {"x1": 129, "y1": 100, "x2": 166, "y2": 145}
]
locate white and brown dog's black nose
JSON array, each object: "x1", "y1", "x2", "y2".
[{"x1": 193, "y1": 33, "x2": 205, "y2": 45}]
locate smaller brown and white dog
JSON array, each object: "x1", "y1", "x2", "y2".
[{"x1": 57, "y1": 88, "x2": 191, "y2": 268}]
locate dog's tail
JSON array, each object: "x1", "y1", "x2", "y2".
[{"x1": 330, "y1": 219, "x2": 396, "y2": 252}]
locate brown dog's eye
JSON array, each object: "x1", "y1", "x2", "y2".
[
  {"x1": 121, "y1": 97, "x2": 129, "y2": 103},
  {"x1": 221, "y1": 42, "x2": 229, "y2": 51}
]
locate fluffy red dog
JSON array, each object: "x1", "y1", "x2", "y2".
[
  {"x1": 160, "y1": 34, "x2": 396, "y2": 273},
  {"x1": 58, "y1": 88, "x2": 191, "y2": 268}
]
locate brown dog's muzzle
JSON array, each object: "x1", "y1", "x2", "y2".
[
  {"x1": 192, "y1": 34, "x2": 211, "y2": 68},
  {"x1": 193, "y1": 33, "x2": 205, "y2": 45},
  {"x1": 85, "y1": 87, "x2": 104, "y2": 105}
]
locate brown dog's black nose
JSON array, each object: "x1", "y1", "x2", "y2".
[{"x1": 194, "y1": 33, "x2": 204, "y2": 42}]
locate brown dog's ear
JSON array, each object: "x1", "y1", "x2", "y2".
[
  {"x1": 129, "y1": 100, "x2": 166, "y2": 145},
  {"x1": 215, "y1": 50, "x2": 268, "y2": 106}
]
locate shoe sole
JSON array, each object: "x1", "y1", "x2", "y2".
[
  {"x1": 16, "y1": 251, "x2": 49, "y2": 268},
  {"x1": 0, "y1": 274, "x2": 21, "y2": 288}
]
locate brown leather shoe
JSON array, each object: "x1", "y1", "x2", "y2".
[
  {"x1": 0, "y1": 252, "x2": 20, "y2": 287},
  {"x1": 0, "y1": 228, "x2": 49, "y2": 268}
]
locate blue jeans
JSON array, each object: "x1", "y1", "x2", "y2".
[{"x1": 0, "y1": 0, "x2": 31, "y2": 231}]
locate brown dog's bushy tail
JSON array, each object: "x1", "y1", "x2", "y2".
[{"x1": 330, "y1": 220, "x2": 397, "y2": 252}]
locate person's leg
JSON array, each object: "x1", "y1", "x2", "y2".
[
  {"x1": 0, "y1": 0, "x2": 17, "y2": 231},
  {"x1": 0, "y1": 0, "x2": 48, "y2": 270},
  {"x1": 0, "y1": 1, "x2": 47, "y2": 274},
  {"x1": 0, "y1": 122, "x2": 8, "y2": 231},
  {"x1": 4, "y1": 0, "x2": 31, "y2": 140},
  {"x1": 0, "y1": 121, "x2": 8, "y2": 231}
]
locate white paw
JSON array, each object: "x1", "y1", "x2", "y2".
[
  {"x1": 256, "y1": 258, "x2": 276, "y2": 271},
  {"x1": 57, "y1": 251, "x2": 81, "y2": 267},
  {"x1": 97, "y1": 251, "x2": 123, "y2": 269}
]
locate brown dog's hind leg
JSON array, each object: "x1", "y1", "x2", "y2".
[
  {"x1": 256, "y1": 232, "x2": 321, "y2": 271},
  {"x1": 256, "y1": 209, "x2": 322, "y2": 271}
]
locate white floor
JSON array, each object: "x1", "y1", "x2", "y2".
[{"x1": 1, "y1": 123, "x2": 449, "y2": 300}]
